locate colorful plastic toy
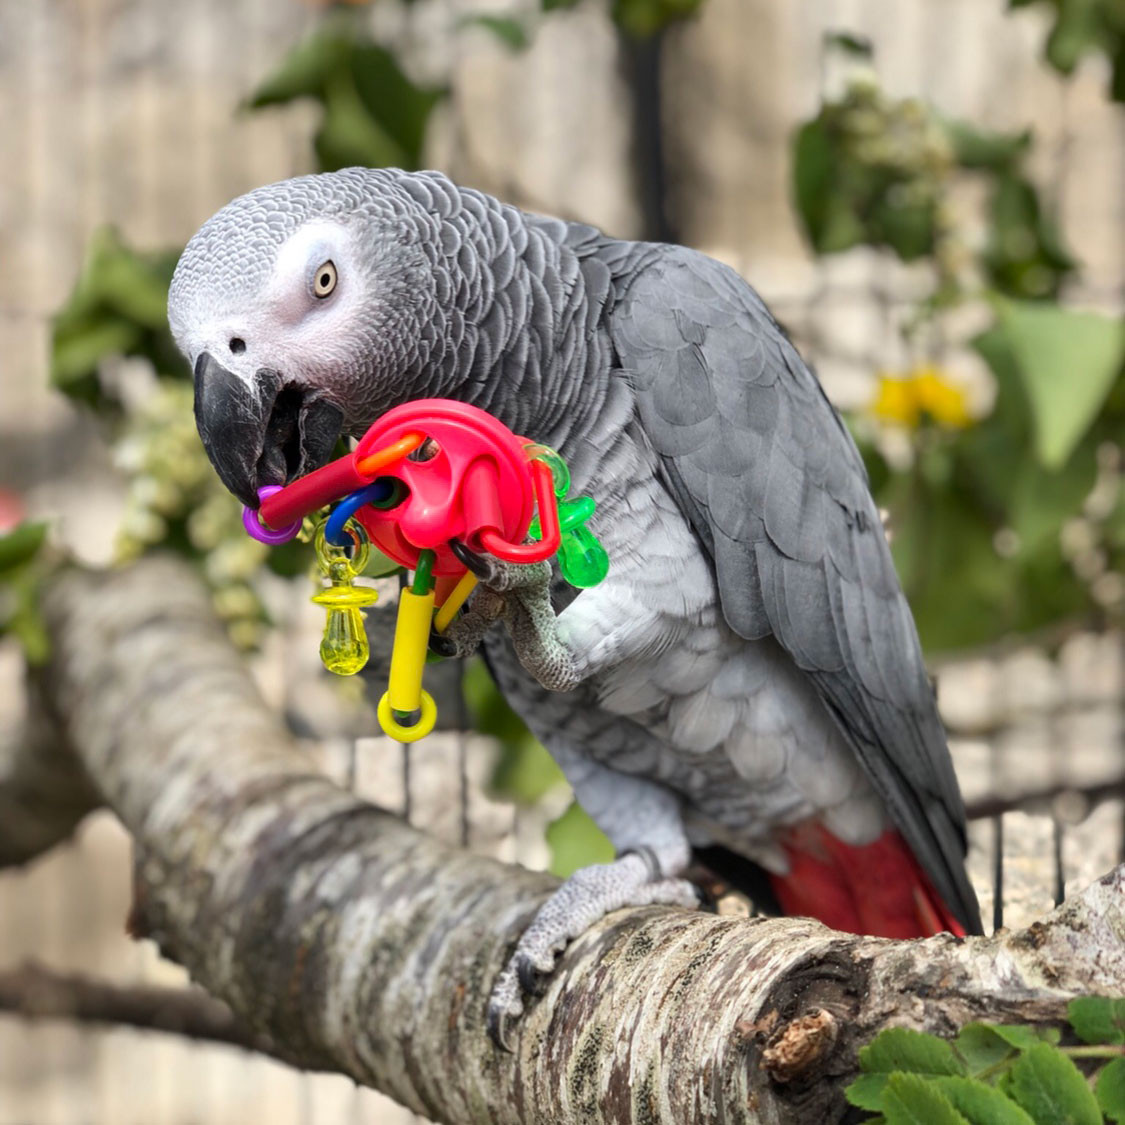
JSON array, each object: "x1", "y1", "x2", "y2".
[
  {"x1": 242, "y1": 399, "x2": 608, "y2": 742},
  {"x1": 311, "y1": 521, "x2": 378, "y2": 676}
]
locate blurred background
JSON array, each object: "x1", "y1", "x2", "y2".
[{"x1": 0, "y1": 0, "x2": 1123, "y2": 1121}]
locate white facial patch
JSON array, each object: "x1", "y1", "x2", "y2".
[{"x1": 267, "y1": 219, "x2": 355, "y2": 326}]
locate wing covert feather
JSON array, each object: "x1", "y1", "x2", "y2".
[{"x1": 610, "y1": 247, "x2": 981, "y2": 933}]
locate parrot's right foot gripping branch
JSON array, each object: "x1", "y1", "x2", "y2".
[{"x1": 241, "y1": 398, "x2": 609, "y2": 742}]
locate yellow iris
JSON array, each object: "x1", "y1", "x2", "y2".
[{"x1": 871, "y1": 365, "x2": 973, "y2": 429}]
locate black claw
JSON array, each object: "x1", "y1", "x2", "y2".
[
  {"x1": 449, "y1": 538, "x2": 496, "y2": 582},
  {"x1": 429, "y1": 626, "x2": 457, "y2": 659},
  {"x1": 487, "y1": 1004, "x2": 516, "y2": 1053},
  {"x1": 516, "y1": 954, "x2": 551, "y2": 998}
]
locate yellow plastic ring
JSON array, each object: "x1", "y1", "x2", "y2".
[{"x1": 377, "y1": 690, "x2": 438, "y2": 743}]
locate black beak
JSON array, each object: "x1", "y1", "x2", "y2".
[{"x1": 193, "y1": 352, "x2": 344, "y2": 508}]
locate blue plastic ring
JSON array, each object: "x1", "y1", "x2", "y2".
[{"x1": 325, "y1": 480, "x2": 398, "y2": 547}]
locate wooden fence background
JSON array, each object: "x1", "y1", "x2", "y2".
[{"x1": 1, "y1": 0, "x2": 1122, "y2": 1121}]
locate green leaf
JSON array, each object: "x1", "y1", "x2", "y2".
[
  {"x1": 846, "y1": 1072, "x2": 889, "y2": 1111},
  {"x1": 823, "y1": 31, "x2": 874, "y2": 58},
  {"x1": 860, "y1": 1028, "x2": 968, "y2": 1078},
  {"x1": 996, "y1": 298, "x2": 1125, "y2": 469},
  {"x1": 1007, "y1": 447, "x2": 1097, "y2": 555},
  {"x1": 317, "y1": 72, "x2": 407, "y2": 171},
  {"x1": 882, "y1": 1073, "x2": 971, "y2": 1125},
  {"x1": 792, "y1": 119, "x2": 865, "y2": 255},
  {"x1": 984, "y1": 173, "x2": 1075, "y2": 298},
  {"x1": 545, "y1": 801, "x2": 614, "y2": 878},
  {"x1": 1009, "y1": 1043, "x2": 1102, "y2": 1125},
  {"x1": 50, "y1": 226, "x2": 185, "y2": 408},
  {"x1": 874, "y1": 194, "x2": 937, "y2": 261},
  {"x1": 956, "y1": 1023, "x2": 1020, "y2": 1076},
  {"x1": 461, "y1": 659, "x2": 564, "y2": 803},
  {"x1": 462, "y1": 14, "x2": 531, "y2": 50},
  {"x1": 247, "y1": 26, "x2": 345, "y2": 106},
  {"x1": 348, "y1": 42, "x2": 446, "y2": 169},
  {"x1": 248, "y1": 25, "x2": 445, "y2": 172},
  {"x1": 1068, "y1": 997, "x2": 1125, "y2": 1045},
  {"x1": 611, "y1": 0, "x2": 704, "y2": 36},
  {"x1": 888, "y1": 482, "x2": 1017, "y2": 652},
  {"x1": 0, "y1": 522, "x2": 47, "y2": 574},
  {"x1": 51, "y1": 319, "x2": 141, "y2": 390},
  {"x1": 1097, "y1": 1057, "x2": 1125, "y2": 1123},
  {"x1": 944, "y1": 118, "x2": 1031, "y2": 171},
  {"x1": 1045, "y1": 2, "x2": 1101, "y2": 74},
  {"x1": 990, "y1": 1026, "x2": 1063, "y2": 1051},
  {"x1": 933, "y1": 1076, "x2": 1037, "y2": 1125}
]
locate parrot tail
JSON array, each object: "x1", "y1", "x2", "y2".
[{"x1": 769, "y1": 822, "x2": 967, "y2": 939}]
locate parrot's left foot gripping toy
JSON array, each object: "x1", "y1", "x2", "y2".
[{"x1": 242, "y1": 398, "x2": 608, "y2": 742}]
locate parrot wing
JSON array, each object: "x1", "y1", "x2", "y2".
[{"x1": 608, "y1": 245, "x2": 982, "y2": 934}]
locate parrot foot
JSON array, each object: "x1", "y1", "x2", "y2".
[
  {"x1": 441, "y1": 548, "x2": 583, "y2": 692},
  {"x1": 449, "y1": 541, "x2": 550, "y2": 593},
  {"x1": 486, "y1": 849, "x2": 700, "y2": 1050}
]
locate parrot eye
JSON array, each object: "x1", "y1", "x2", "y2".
[{"x1": 313, "y1": 260, "x2": 337, "y2": 299}]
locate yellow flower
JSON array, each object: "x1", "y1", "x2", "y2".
[
  {"x1": 912, "y1": 366, "x2": 973, "y2": 427},
  {"x1": 871, "y1": 375, "x2": 921, "y2": 428},
  {"x1": 871, "y1": 365, "x2": 972, "y2": 430}
]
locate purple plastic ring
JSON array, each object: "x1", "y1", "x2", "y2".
[{"x1": 242, "y1": 485, "x2": 301, "y2": 545}]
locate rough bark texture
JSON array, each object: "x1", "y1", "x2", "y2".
[
  {"x1": 0, "y1": 675, "x2": 100, "y2": 868},
  {"x1": 19, "y1": 556, "x2": 1125, "y2": 1124},
  {"x1": 0, "y1": 962, "x2": 269, "y2": 1054}
]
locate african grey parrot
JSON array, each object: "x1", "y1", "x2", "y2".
[{"x1": 169, "y1": 167, "x2": 982, "y2": 1043}]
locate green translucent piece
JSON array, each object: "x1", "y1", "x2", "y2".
[
  {"x1": 524, "y1": 443, "x2": 570, "y2": 498},
  {"x1": 529, "y1": 497, "x2": 597, "y2": 539},
  {"x1": 559, "y1": 523, "x2": 609, "y2": 588},
  {"x1": 558, "y1": 496, "x2": 595, "y2": 530}
]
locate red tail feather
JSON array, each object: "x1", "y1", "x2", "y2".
[{"x1": 769, "y1": 822, "x2": 965, "y2": 939}]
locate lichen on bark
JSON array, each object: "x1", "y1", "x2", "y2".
[{"x1": 9, "y1": 555, "x2": 1125, "y2": 1124}]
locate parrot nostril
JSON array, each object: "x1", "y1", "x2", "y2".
[{"x1": 229, "y1": 337, "x2": 246, "y2": 355}]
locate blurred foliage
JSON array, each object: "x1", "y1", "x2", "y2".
[
  {"x1": 546, "y1": 801, "x2": 615, "y2": 877},
  {"x1": 794, "y1": 63, "x2": 1125, "y2": 652},
  {"x1": 793, "y1": 78, "x2": 1075, "y2": 298},
  {"x1": 246, "y1": 15, "x2": 446, "y2": 171},
  {"x1": 463, "y1": 657, "x2": 615, "y2": 877},
  {"x1": 0, "y1": 522, "x2": 50, "y2": 664},
  {"x1": 48, "y1": 231, "x2": 317, "y2": 648},
  {"x1": 40, "y1": 0, "x2": 1125, "y2": 881},
  {"x1": 463, "y1": 657, "x2": 563, "y2": 803},
  {"x1": 51, "y1": 227, "x2": 186, "y2": 409},
  {"x1": 847, "y1": 999, "x2": 1125, "y2": 1122},
  {"x1": 468, "y1": 0, "x2": 704, "y2": 50},
  {"x1": 1012, "y1": 0, "x2": 1125, "y2": 102}
]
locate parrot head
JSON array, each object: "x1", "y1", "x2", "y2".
[{"x1": 168, "y1": 169, "x2": 445, "y2": 507}]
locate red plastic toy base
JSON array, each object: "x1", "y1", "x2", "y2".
[{"x1": 351, "y1": 400, "x2": 538, "y2": 576}]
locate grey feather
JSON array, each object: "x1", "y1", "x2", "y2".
[
  {"x1": 607, "y1": 245, "x2": 981, "y2": 934},
  {"x1": 172, "y1": 168, "x2": 981, "y2": 938}
]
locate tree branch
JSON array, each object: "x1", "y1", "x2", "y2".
[
  {"x1": 0, "y1": 671, "x2": 100, "y2": 868},
  {"x1": 20, "y1": 556, "x2": 1125, "y2": 1124},
  {"x1": 0, "y1": 962, "x2": 271, "y2": 1055}
]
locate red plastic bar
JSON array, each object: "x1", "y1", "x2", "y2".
[
  {"x1": 478, "y1": 460, "x2": 561, "y2": 563},
  {"x1": 257, "y1": 455, "x2": 366, "y2": 530}
]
